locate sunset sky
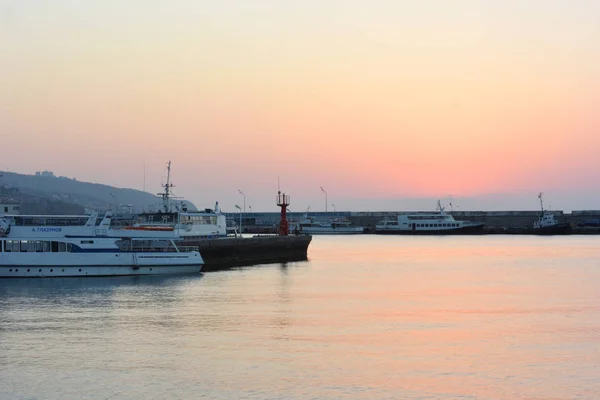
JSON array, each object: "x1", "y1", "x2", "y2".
[{"x1": 1, "y1": 0, "x2": 599, "y2": 212}]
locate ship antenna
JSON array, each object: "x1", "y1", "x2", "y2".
[
  {"x1": 437, "y1": 199, "x2": 445, "y2": 214},
  {"x1": 538, "y1": 192, "x2": 544, "y2": 213},
  {"x1": 158, "y1": 161, "x2": 174, "y2": 212}
]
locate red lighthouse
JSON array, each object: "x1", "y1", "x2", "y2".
[{"x1": 276, "y1": 191, "x2": 290, "y2": 236}]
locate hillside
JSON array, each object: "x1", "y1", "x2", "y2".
[
  {"x1": 0, "y1": 186, "x2": 85, "y2": 215},
  {"x1": 0, "y1": 170, "x2": 197, "y2": 214}
]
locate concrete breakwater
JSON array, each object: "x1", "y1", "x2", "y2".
[
  {"x1": 225, "y1": 210, "x2": 600, "y2": 234},
  {"x1": 178, "y1": 235, "x2": 312, "y2": 272}
]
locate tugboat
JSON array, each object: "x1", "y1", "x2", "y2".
[{"x1": 532, "y1": 193, "x2": 571, "y2": 235}]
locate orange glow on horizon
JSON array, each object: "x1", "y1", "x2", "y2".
[{"x1": 1, "y1": 1, "x2": 600, "y2": 210}]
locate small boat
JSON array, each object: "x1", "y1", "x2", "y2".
[
  {"x1": 0, "y1": 236, "x2": 203, "y2": 278},
  {"x1": 532, "y1": 193, "x2": 571, "y2": 235},
  {"x1": 375, "y1": 200, "x2": 485, "y2": 235}
]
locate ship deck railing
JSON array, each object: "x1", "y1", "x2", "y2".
[
  {"x1": 117, "y1": 245, "x2": 199, "y2": 253},
  {"x1": 177, "y1": 245, "x2": 200, "y2": 253}
]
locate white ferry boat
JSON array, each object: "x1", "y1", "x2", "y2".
[
  {"x1": 375, "y1": 201, "x2": 485, "y2": 235},
  {"x1": 290, "y1": 214, "x2": 364, "y2": 235},
  {"x1": 0, "y1": 237, "x2": 203, "y2": 278}
]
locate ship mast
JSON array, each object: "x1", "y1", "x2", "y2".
[
  {"x1": 158, "y1": 161, "x2": 174, "y2": 212},
  {"x1": 538, "y1": 192, "x2": 544, "y2": 213}
]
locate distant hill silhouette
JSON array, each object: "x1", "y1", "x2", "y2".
[
  {"x1": 0, "y1": 186, "x2": 85, "y2": 215},
  {"x1": 0, "y1": 170, "x2": 197, "y2": 214}
]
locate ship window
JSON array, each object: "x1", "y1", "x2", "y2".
[
  {"x1": 57, "y1": 242, "x2": 67, "y2": 252},
  {"x1": 20, "y1": 240, "x2": 35, "y2": 252},
  {"x1": 35, "y1": 241, "x2": 44, "y2": 252},
  {"x1": 80, "y1": 240, "x2": 94, "y2": 244},
  {"x1": 67, "y1": 243, "x2": 72, "y2": 252},
  {"x1": 51, "y1": 241, "x2": 59, "y2": 252}
]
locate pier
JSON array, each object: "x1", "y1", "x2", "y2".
[{"x1": 179, "y1": 235, "x2": 312, "y2": 272}]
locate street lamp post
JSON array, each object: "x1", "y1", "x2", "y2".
[
  {"x1": 320, "y1": 186, "x2": 328, "y2": 212},
  {"x1": 237, "y1": 189, "x2": 246, "y2": 212},
  {"x1": 235, "y1": 204, "x2": 242, "y2": 236}
]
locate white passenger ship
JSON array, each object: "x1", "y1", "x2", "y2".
[
  {"x1": 0, "y1": 236, "x2": 203, "y2": 278},
  {"x1": 375, "y1": 201, "x2": 485, "y2": 235},
  {"x1": 130, "y1": 161, "x2": 227, "y2": 238}
]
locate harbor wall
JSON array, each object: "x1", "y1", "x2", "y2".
[{"x1": 225, "y1": 210, "x2": 600, "y2": 233}]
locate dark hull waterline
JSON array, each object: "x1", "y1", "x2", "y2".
[
  {"x1": 532, "y1": 224, "x2": 572, "y2": 235},
  {"x1": 375, "y1": 224, "x2": 486, "y2": 235}
]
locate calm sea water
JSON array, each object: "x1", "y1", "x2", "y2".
[{"x1": 2, "y1": 235, "x2": 600, "y2": 400}]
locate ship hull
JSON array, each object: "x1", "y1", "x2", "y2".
[
  {"x1": 532, "y1": 224, "x2": 572, "y2": 235},
  {"x1": 299, "y1": 227, "x2": 364, "y2": 235},
  {"x1": 0, "y1": 264, "x2": 202, "y2": 278},
  {"x1": 375, "y1": 223, "x2": 485, "y2": 235},
  {"x1": 0, "y1": 250, "x2": 204, "y2": 278}
]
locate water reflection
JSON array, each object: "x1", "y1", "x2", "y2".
[
  {"x1": 0, "y1": 274, "x2": 205, "y2": 338},
  {"x1": 2, "y1": 236, "x2": 600, "y2": 399}
]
